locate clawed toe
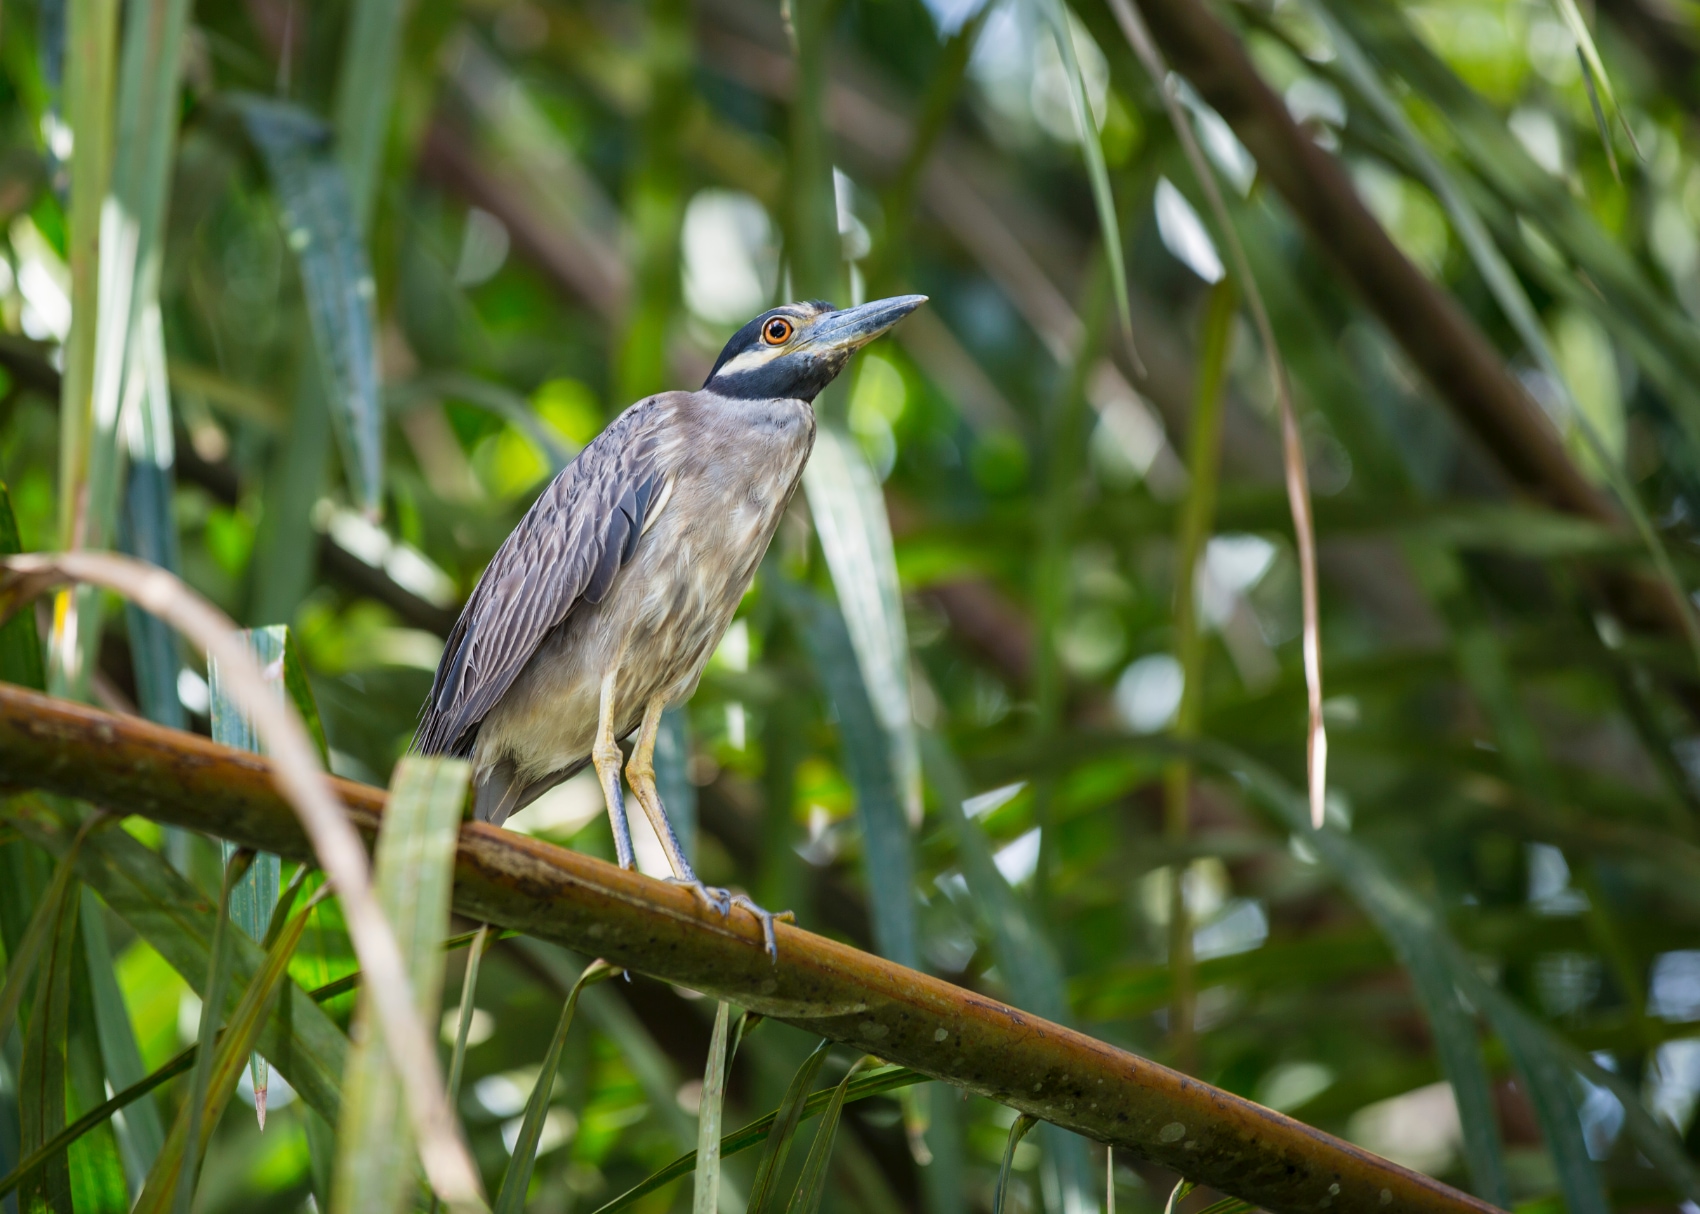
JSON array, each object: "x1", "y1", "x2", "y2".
[
  {"x1": 663, "y1": 878, "x2": 791, "y2": 957},
  {"x1": 729, "y1": 894, "x2": 794, "y2": 960},
  {"x1": 666, "y1": 876, "x2": 731, "y2": 916}
]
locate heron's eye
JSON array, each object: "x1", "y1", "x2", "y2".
[{"x1": 762, "y1": 317, "x2": 794, "y2": 345}]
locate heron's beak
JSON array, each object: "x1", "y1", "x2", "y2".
[{"x1": 805, "y1": 294, "x2": 928, "y2": 355}]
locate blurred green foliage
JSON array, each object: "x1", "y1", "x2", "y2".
[{"x1": 3, "y1": 0, "x2": 1700, "y2": 1210}]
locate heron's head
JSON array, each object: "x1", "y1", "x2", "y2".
[{"x1": 703, "y1": 295, "x2": 927, "y2": 402}]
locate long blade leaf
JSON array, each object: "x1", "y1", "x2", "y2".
[
  {"x1": 587, "y1": 1066, "x2": 925, "y2": 1214},
  {"x1": 1029, "y1": 0, "x2": 1139, "y2": 365},
  {"x1": 782, "y1": 581, "x2": 917, "y2": 969},
  {"x1": 493, "y1": 959, "x2": 617, "y2": 1214},
  {"x1": 785, "y1": 1056, "x2": 872, "y2": 1214},
  {"x1": 747, "y1": 1038, "x2": 832, "y2": 1214},
  {"x1": 132, "y1": 861, "x2": 322, "y2": 1214},
  {"x1": 5, "y1": 797, "x2": 348, "y2": 1122},
  {"x1": 14, "y1": 864, "x2": 80, "y2": 1214},
  {"x1": 235, "y1": 95, "x2": 384, "y2": 517},
  {"x1": 0, "y1": 483, "x2": 45, "y2": 689},
  {"x1": 801, "y1": 425, "x2": 923, "y2": 829},
  {"x1": 330, "y1": 757, "x2": 469, "y2": 1214},
  {"x1": 692, "y1": 1002, "x2": 733, "y2": 1214}
]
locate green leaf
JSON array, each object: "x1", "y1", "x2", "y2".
[
  {"x1": 389, "y1": 374, "x2": 572, "y2": 477},
  {"x1": 493, "y1": 959, "x2": 617, "y2": 1214},
  {"x1": 15, "y1": 871, "x2": 79, "y2": 1214},
  {"x1": 332, "y1": 0, "x2": 409, "y2": 232},
  {"x1": 692, "y1": 1002, "x2": 733, "y2": 1214},
  {"x1": 800, "y1": 423, "x2": 922, "y2": 830},
  {"x1": 992, "y1": 1113, "x2": 1037, "y2": 1214},
  {"x1": 249, "y1": 373, "x2": 332, "y2": 627},
  {"x1": 48, "y1": 0, "x2": 118, "y2": 696},
  {"x1": 552, "y1": 955, "x2": 695, "y2": 1150},
  {"x1": 747, "y1": 1039, "x2": 833, "y2": 1214},
  {"x1": 208, "y1": 625, "x2": 328, "y2": 1123},
  {"x1": 0, "y1": 945, "x2": 395, "y2": 1206},
  {"x1": 1308, "y1": 0, "x2": 1700, "y2": 674},
  {"x1": 785, "y1": 1056, "x2": 872, "y2": 1214},
  {"x1": 79, "y1": 888, "x2": 164, "y2": 1187},
  {"x1": 1178, "y1": 737, "x2": 1621, "y2": 1211},
  {"x1": 656, "y1": 707, "x2": 696, "y2": 863},
  {"x1": 443, "y1": 924, "x2": 491, "y2": 1118},
  {"x1": 0, "y1": 1044, "x2": 193, "y2": 1200},
  {"x1": 585, "y1": 1065, "x2": 925, "y2": 1214},
  {"x1": 0, "y1": 483, "x2": 44, "y2": 690},
  {"x1": 235, "y1": 95, "x2": 384, "y2": 517},
  {"x1": 0, "y1": 823, "x2": 95, "y2": 1050},
  {"x1": 330, "y1": 757, "x2": 469, "y2": 1214},
  {"x1": 1574, "y1": 48, "x2": 1620, "y2": 184},
  {"x1": 132, "y1": 856, "x2": 322, "y2": 1214},
  {"x1": 5, "y1": 797, "x2": 347, "y2": 1122},
  {"x1": 1549, "y1": 0, "x2": 1639, "y2": 159},
  {"x1": 782, "y1": 581, "x2": 917, "y2": 969},
  {"x1": 426, "y1": 923, "x2": 495, "y2": 1214},
  {"x1": 118, "y1": 304, "x2": 184, "y2": 731},
  {"x1": 922, "y1": 733, "x2": 1095, "y2": 1212},
  {"x1": 1030, "y1": 0, "x2": 1138, "y2": 360},
  {"x1": 1194, "y1": 1200, "x2": 1254, "y2": 1214},
  {"x1": 170, "y1": 850, "x2": 249, "y2": 1214},
  {"x1": 67, "y1": 0, "x2": 193, "y2": 696},
  {"x1": 64, "y1": 920, "x2": 129, "y2": 1213}
]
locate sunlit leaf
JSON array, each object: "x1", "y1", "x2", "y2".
[
  {"x1": 332, "y1": 757, "x2": 469, "y2": 1214},
  {"x1": 692, "y1": 1001, "x2": 733, "y2": 1214},
  {"x1": 47, "y1": 0, "x2": 118, "y2": 697}
]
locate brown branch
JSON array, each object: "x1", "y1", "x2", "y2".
[{"x1": 0, "y1": 681, "x2": 1499, "y2": 1214}]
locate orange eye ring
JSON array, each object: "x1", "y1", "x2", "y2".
[{"x1": 762, "y1": 317, "x2": 794, "y2": 345}]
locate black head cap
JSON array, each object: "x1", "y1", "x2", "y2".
[{"x1": 703, "y1": 295, "x2": 927, "y2": 402}]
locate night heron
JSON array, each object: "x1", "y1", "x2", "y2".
[{"x1": 415, "y1": 295, "x2": 927, "y2": 952}]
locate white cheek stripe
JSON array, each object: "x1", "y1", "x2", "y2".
[
  {"x1": 642, "y1": 477, "x2": 674, "y2": 536},
  {"x1": 715, "y1": 346, "x2": 785, "y2": 377}
]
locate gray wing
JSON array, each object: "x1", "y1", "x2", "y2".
[{"x1": 413, "y1": 399, "x2": 671, "y2": 758}]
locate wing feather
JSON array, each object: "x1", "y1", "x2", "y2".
[{"x1": 413, "y1": 397, "x2": 673, "y2": 757}]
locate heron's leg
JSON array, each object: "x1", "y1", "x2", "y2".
[
  {"x1": 592, "y1": 670, "x2": 636, "y2": 870},
  {"x1": 626, "y1": 697, "x2": 727, "y2": 915},
  {"x1": 628, "y1": 696, "x2": 794, "y2": 958}
]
